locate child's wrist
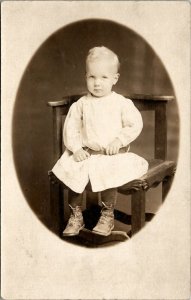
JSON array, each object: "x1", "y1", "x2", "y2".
[{"x1": 73, "y1": 148, "x2": 83, "y2": 155}]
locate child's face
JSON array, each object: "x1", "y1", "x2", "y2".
[{"x1": 86, "y1": 60, "x2": 119, "y2": 98}]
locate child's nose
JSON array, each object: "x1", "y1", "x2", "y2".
[{"x1": 94, "y1": 78, "x2": 101, "y2": 86}]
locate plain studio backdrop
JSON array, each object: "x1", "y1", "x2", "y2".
[{"x1": 2, "y1": 1, "x2": 190, "y2": 299}]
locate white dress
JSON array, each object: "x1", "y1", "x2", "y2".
[{"x1": 52, "y1": 92, "x2": 148, "y2": 193}]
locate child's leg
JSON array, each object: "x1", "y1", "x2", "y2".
[
  {"x1": 63, "y1": 190, "x2": 84, "y2": 236},
  {"x1": 93, "y1": 188, "x2": 117, "y2": 236},
  {"x1": 101, "y1": 187, "x2": 117, "y2": 207},
  {"x1": 68, "y1": 190, "x2": 83, "y2": 207}
]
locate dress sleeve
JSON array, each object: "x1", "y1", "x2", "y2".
[
  {"x1": 63, "y1": 99, "x2": 83, "y2": 153},
  {"x1": 117, "y1": 99, "x2": 143, "y2": 147}
]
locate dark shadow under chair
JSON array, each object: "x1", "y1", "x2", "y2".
[{"x1": 47, "y1": 94, "x2": 176, "y2": 246}]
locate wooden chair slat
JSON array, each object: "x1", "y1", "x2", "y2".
[{"x1": 48, "y1": 94, "x2": 174, "y2": 107}]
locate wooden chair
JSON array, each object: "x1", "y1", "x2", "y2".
[{"x1": 47, "y1": 94, "x2": 176, "y2": 246}]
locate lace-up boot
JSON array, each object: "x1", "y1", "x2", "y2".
[
  {"x1": 92, "y1": 202, "x2": 114, "y2": 236},
  {"x1": 63, "y1": 205, "x2": 84, "y2": 236}
]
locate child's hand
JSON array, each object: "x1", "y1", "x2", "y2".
[
  {"x1": 106, "y1": 138, "x2": 122, "y2": 155},
  {"x1": 73, "y1": 148, "x2": 90, "y2": 162}
]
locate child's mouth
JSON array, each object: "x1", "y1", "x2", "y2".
[{"x1": 94, "y1": 89, "x2": 102, "y2": 92}]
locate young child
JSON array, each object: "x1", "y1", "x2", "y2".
[{"x1": 52, "y1": 46, "x2": 148, "y2": 237}]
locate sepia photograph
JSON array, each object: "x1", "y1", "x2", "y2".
[{"x1": 2, "y1": 1, "x2": 190, "y2": 299}]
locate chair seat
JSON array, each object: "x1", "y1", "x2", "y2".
[
  {"x1": 118, "y1": 159, "x2": 176, "y2": 195},
  {"x1": 48, "y1": 159, "x2": 176, "y2": 193}
]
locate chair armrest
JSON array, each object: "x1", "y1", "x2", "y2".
[
  {"x1": 140, "y1": 160, "x2": 176, "y2": 188},
  {"x1": 118, "y1": 160, "x2": 176, "y2": 194}
]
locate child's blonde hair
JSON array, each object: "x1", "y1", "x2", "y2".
[{"x1": 86, "y1": 46, "x2": 120, "y2": 72}]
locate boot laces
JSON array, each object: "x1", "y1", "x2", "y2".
[
  {"x1": 68, "y1": 205, "x2": 83, "y2": 227},
  {"x1": 99, "y1": 202, "x2": 114, "y2": 225}
]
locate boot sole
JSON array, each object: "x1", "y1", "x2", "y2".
[
  {"x1": 62, "y1": 224, "x2": 85, "y2": 237},
  {"x1": 92, "y1": 225, "x2": 114, "y2": 236}
]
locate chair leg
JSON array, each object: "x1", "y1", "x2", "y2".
[
  {"x1": 162, "y1": 175, "x2": 174, "y2": 202},
  {"x1": 49, "y1": 181, "x2": 64, "y2": 236},
  {"x1": 131, "y1": 190, "x2": 146, "y2": 235}
]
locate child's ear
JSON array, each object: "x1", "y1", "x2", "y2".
[{"x1": 113, "y1": 73, "x2": 120, "y2": 85}]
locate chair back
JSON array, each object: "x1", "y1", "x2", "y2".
[{"x1": 48, "y1": 94, "x2": 174, "y2": 163}]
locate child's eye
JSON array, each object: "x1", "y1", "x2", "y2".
[{"x1": 102, "y1": 76, "x2": 108, "y2": 79}]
